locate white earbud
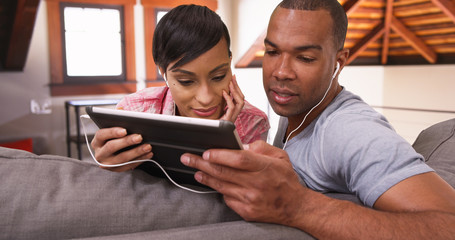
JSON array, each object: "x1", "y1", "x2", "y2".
[
  {"x1": 332, "y1": 62, "x2": 340, "y2": 80},
  {"x1": 159, "y1": 69, "x2": 169, "y2": 87}
]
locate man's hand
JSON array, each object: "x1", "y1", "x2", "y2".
[
  {"x1": 180, "y1": 140, "x2": 306, "y2": 226},
  {"x1": 91, "y1": 127, "x2": 153, "y2": 172}
]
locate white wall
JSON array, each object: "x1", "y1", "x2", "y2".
[
  {"x1": 382, "y1": 65, "x2": 455, "y2": 143},
  {"x1": 340, "y1": 65, "x2": 455, "y2": 143},
  {"x1": 1, "y1": 0, "x2": 454, "y2": 157}
]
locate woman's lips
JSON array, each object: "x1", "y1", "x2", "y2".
[{"x1": 193, "y1": 106, "x2": 218, "y2": 117}]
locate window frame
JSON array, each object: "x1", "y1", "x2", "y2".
[{"x1": 47, "y1": 0, "x2": 137, "y2": 96}]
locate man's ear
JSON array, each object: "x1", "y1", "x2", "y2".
[{"x1": 336, "y1": 48, "x2": 350, "y2": 70}]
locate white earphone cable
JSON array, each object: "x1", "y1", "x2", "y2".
[{"x1": 283, "y1": 63, "x2": 339, "y2": 149}]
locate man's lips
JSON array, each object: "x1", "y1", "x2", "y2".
[
  {"x1": 193, "y1": 106, "x2": 218, "y2": 117},
  {"x1": 270, "y1": 88, "x2": 297, "y2": 105}
]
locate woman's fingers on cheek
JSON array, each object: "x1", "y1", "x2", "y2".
[
  {"x1": 223, "y1": 90, "x2": 234, "y2": 108},
  {"x1": 221, "y1": 91, "x2": 234, "y2": 121}
]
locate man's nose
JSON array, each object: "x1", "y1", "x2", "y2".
[{"x1": 273, "y1": 55, "x2": 296, "y2": 81}]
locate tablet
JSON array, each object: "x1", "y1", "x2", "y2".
[{"x1": 85, "y1": 106, "x2": 243, "y2": 189}]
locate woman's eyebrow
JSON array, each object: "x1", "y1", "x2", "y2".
[
  {"x1": 171, "y1": 63, "x2": 229, "y2": 76},
  {"x1": 171, "y1": 69, "x2": 195, "y2": 76},
  {"x1": 209, "y1": 63, "x2": 229, "y2": 75}
]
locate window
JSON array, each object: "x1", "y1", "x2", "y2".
[
  {"x1": 61, "y1": 3, "x2": 125, "y2": 83},
  {"x1": 47, "y1": 0, "x2": 136, "y2": 96}
]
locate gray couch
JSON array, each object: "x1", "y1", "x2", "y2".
[{"x1": 1, "y1": 119, "x2": 454, "y2": 239}]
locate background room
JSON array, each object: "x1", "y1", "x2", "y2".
[{"x1": 1, "y1": 0, "x2": 454, "y2": 160}]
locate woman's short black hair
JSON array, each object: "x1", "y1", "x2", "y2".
[{"x1": 152, "y1": 4, "x2": 231, "y2": 72}]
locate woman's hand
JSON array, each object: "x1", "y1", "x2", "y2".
[
  {"x1": 221, "y1": 75, "x2": 245, "y2": 123},
  {"x1": 90, "y1": 127, "x2": 153, "y2": 172}
]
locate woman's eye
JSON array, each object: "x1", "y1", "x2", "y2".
[
  {"x1": 177, "y1": 79, "x2": 194, "y2": 86},
  {"x1": 212, "y1": 74, "x2": 226, "y2": 82}
]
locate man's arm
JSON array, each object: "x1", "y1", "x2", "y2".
[{"x1": 180, "y1": 141, "x2": 455, "y2": 239}]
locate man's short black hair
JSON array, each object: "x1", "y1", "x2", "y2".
[
  {"x1": 279, "y1": 0, "x2": 348, "y2": 50},
  {"x1": 152, "y1": 4, "x2": 231, "y2": 72}
]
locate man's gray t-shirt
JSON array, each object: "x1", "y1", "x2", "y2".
[{"x1": 273, "y1": 89, "x2": 433, "y2": 207}]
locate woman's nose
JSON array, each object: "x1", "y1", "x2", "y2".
[{"x1": 195, "y1": 83, "x2": 216, "y2": 105}]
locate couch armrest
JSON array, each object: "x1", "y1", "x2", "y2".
[{"x1": 412, "y1": 118, "x2": 455, "y2": 187}]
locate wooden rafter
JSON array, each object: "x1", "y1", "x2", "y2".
[
  {"x1": 391, "y1": 16, "x2": 437, "y2": 63},
  {"x1": 381, "y1": 0, "x2": 394, "y2": 64},
  {"x1": 431, "y1": 0, "x2": 455, "y2": 23},
  {"x1": 343, "y1": 0, "x2": 364, "y2": 15},
  {"x1": 347, "y1": 22, "x2": 385, "y2": 64}
]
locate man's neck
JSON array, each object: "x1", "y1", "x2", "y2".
[{"x1": 285, "y1": 84, "x2": 342, "y2": 140}]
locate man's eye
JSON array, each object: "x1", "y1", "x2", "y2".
[
  {"x1": 264, "y1": 50, "x2": 278, "y2": 56},
  {"x1": 297, "y1": 56, "x2": 315, "y2": 63}
]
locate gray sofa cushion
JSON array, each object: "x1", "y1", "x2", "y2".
[
  {"x1": 76, "y1": 221, "x2": 312, "y2": 240},
  {"x1": 412, "y1": 118, "x2": 455, "y2": 187},
  {"x1": 0, "y1": 147, "x2": 243, "y2": 239}
]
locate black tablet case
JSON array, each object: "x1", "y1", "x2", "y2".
[{"x1": 86, "y1": 106, "x2": 242, "y2": 189}]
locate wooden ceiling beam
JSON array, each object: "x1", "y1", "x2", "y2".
[
  {"x1": 394, "y1": 2, "x2": 440, "y2": 17},
  {"x1": 381, "y1": 0, "x2": 394, "y2": 64},
  {"x1": 400, "y1": 13, "x2": 452, "y2": 27},
  {"x1": 391, "y1": 16, "x2": 437, "y2": 63},
  {"x1": 347, "y1": 22, "x2": 385, "y2": 64},
  {"x1": 343, "y1": 0, "x2": 366, "y2": 16},
  {"x1": 431, "y1": 0, "x2": 455, "y2": 24},
  {"x1": 393, "y1": 0, "x2": 428, "y2": 8}
]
